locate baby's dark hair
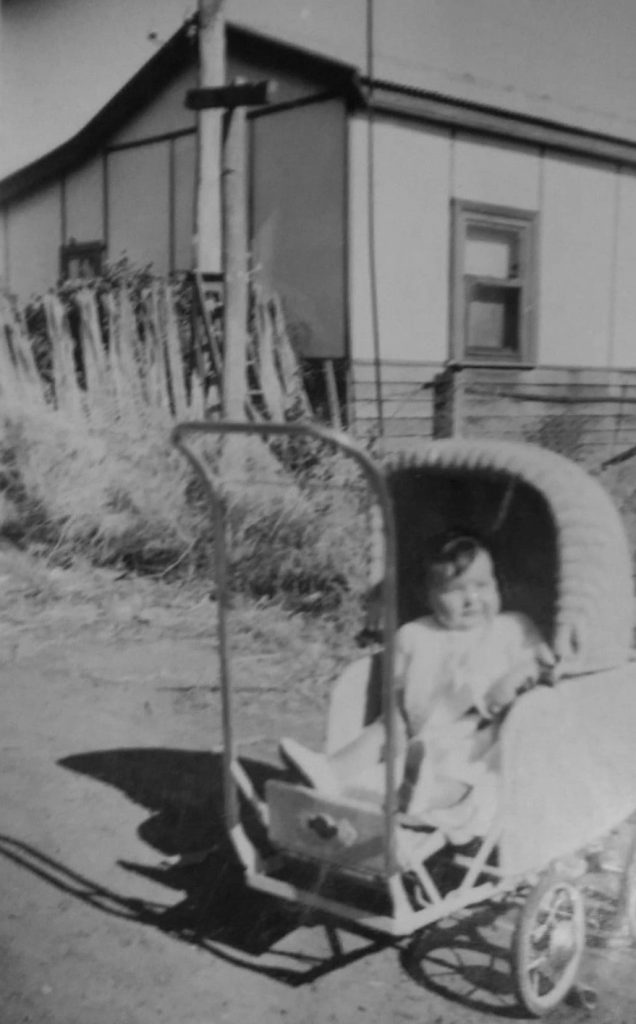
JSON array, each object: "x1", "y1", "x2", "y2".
[{"x1": 423, "y1": 530, "x2": 493, "y2": 589}]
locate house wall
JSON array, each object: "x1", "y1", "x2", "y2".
[
  {"x1": 5, "y1": 183, "x2": 63, "y2": 299},
  {"x1": 2, "y1": 40, "x2": 347, "y2": 300},
  {"x1": 349, "y1": 114, "x2": 636, "y2": 372},
  {"x1": 250, "y1": 98, "x2": 347, "y2": 359},
  {"x1": 349, "y1": 113, "x2": 636, "y2": 456},
  {"x1": 0, "y1": 211, "x2": 7, "y2": 287},
  {"x1": 173, "y1": 134, "x2": 197, "y2": 271},
  {"x1": 109, "y1": 66, "x2": 198, "y2": 148},
  {"x1": 107, "y1": 142, "x2": 172, "y2": 274},
  {"x1": 349, "y1": 117, "x2": 451, "y2": 368},
  {"x1": 538, "y1": 156, "x2": 616, "y2": 368},
  {"x1": 612, "y1": 171, "x2": 636, "y2": 368},
  {"x1": 64, "y1": 157, "x2": 105, "y2": 244}
]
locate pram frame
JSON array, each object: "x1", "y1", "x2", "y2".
[
  {"x1": 172, "y1": 418, "x2": 621, "y2": 1013},
  {"x1": 171, "y1": 419, "x2": 403, "y2": 877}
]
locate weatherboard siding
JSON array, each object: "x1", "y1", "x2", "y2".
[
  {"x1": 347, "y1": 115, "x2": 451, "y2": 366},
  {"x1": 538, "y1": 155, "x2": 617, "y2": 368},
  {"x1": 348, "y1": 116, "x2": 636, "y2": 373},
  {"x1": 350, "y1": 360, "x2": 636, "y2": 464}
]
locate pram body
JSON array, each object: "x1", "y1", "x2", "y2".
[{"x1": 173, "y1": 422, "x2": 636, "y2": 1016}]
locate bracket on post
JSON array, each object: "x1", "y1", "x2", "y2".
[{"x1": 186, "y1": 80, "x2": 274, "y2": 110}]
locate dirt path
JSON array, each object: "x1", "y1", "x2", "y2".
[{"x1": 2, "y1": 547, "x2": 636, "y2": 1023}]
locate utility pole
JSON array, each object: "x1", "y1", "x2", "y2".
[
  {"x1": 188, "y1": 7, "x2": 272, "y2": 420},
  {"x1": 195, "y1": 0, "x2": 224, "y2": 273},
  {"x1": 221, "y1": 97, "x2": 248, "y2": 419}
]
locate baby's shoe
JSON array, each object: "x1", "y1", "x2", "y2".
[{"x1": 279, "y1": 738, "x2": 341, "y2": 796}]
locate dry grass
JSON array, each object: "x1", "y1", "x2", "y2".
[{"x1": 0, "y1": 282, "x2": 373, "y2": 623}]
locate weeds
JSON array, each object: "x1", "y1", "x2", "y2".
[{"x1": 0, "y1": 273, "x2": 373, "y2": 621}]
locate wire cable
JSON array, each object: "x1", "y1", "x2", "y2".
[{"x1": 366, "y1": 0, "x2": 384, "y2": 437}]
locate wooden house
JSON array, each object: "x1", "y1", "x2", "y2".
[{"x1": 4, "y1": 2, "x2": 636, "y2": 463}]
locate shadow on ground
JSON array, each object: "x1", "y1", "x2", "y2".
[
  {"x1": 56, "y1": 749, "x2": 303, "y2": 956},
  {"x1": 0, "y1": 746, "x2": 562, "y2": 1011},
  {"x1": 4, "y1": 747, "x2": 382, "y2": 986}
]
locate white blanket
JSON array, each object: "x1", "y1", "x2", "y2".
[{"x1": 500, "y1": 665, "x2": 636, "y2": 875}]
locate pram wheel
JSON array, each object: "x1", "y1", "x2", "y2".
[{"x1": 512, "y1": 872, "x2": 586, "y2": 1016}]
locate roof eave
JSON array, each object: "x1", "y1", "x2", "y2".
[{"x1": 0, "y1": 19, "x2": 361, "y2": 207}]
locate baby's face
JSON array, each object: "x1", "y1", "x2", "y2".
[{"x1": 427, "y1": 549, "x2": 501, "y2": 630}]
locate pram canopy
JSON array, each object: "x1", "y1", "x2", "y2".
[
  {"x1": 383, "y1": 438, "x2": 636, "y2": 873},
  {"x1": 386, "y1": 438, "x2": 634, "y2": 676}
]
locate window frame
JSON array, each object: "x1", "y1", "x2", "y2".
[
  {"x1": 59, "y1": 239, "x2": 105, "y2": 281},
  {"x1": 450, "y1": 199, "x2": 538, "y2": 366}
]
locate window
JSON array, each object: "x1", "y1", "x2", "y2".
[
  {"x1": 451, "y1": 200, "x2": 537, "y2": 364},
  {"x1": 60, "y1": 240, "x2": 105, "y2": 280}
]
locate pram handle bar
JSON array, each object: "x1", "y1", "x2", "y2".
[{"x1": 171, "y1": 419, "x2": 401, "y2": 876}]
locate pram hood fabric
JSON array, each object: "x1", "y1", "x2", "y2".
[{"x1": 386, "y1": 439, "x2": 634, "y2": 676}]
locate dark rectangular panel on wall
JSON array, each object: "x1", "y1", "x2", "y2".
[
  {"x1": 64, "y1": 157, "x2": 104, "y2": 244},
  {"x1": 250, "y1": 98, "x2": 347, "y2": 359},
  {"x1": 107, "y1": 141, "x2": 171, "y2": 274},
  {"x1": 173, "y1": 134, "x2": 196, "y2": 271}
]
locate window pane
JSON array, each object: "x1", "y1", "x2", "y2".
[
  {"x1": 465, "y1": 225, "x2": 520, "y2": 279},
  {"x1": 466, "y1": 281, "x2": 520, "y2": 352}
]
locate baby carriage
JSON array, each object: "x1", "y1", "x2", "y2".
[{"x1": 173, "y1": 420, "x2": 636, "y2": 1016}]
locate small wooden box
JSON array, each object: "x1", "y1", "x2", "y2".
[{"x1": 265, "y1": 780, "x2": 388, "y2": 877}]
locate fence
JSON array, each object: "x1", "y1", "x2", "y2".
[{"x1": 0, "y1": 277, "x2": 312, "y2": 429}]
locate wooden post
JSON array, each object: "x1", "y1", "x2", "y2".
[
  {"x1": 188, "y1": 24, "x2": 271, "y2": 420},
  {"x1": 433, "y1": 365, "x2": 464, "y2": 438},
  {"x1": 195, "y1": 0, "x2": 225, "y2": 272},
  {"x1": 221, "y1": 99, "x2": 249, "y2": 419}
]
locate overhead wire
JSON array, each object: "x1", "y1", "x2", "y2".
[{"x1": 365, "y1": 0, "x2": 384, "y2": 437}]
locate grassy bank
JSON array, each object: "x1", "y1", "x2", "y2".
[{"x1": 0, "y1": 279, "x2": 371, "y2": 625}]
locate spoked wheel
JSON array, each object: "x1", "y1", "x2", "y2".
[{"x1": 512, "y1": 872, "x2": 586, "y2": 1016}]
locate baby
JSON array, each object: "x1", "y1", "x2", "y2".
[{"x1": 281, "y1": 532, "x2": 553, "y2": 838}]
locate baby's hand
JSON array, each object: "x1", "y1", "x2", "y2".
[{"x1": 484, "y1": 654, "x2": 540, "y2": 717}]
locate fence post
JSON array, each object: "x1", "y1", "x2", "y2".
[{"x1": 433, "y1": 365, "x2": 465, "y2": 438}]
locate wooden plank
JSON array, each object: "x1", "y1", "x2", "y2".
[
  {"x1": 463, "y1": 393, "x2": 636, "y2": 415},
  {"x1": 464, "y1": 421, "x2": 636, "y2": 444},
  {"x1": 351, "y1": 360, "x2": 442, "y2": 384},
  {"x1": 352, "y1": 362, "x2": 636, "y2": 388},
  {"x1": 465, "y1": 385, "x2": 636, "y2": 403},
  {"x1": 352, "y1": 381, "x2": 435, "y2": 402},
  {"x1": 464, "y1": 366, "x2": 636, "y2": 386},
  {"x1": 353, "y1": 422, "x2": 435, "y2": 444},
  {"x1": 464, "y1": 409, "x2": 636, "y2": 429},
  {"x1": 354, "y1": 398, "x2": 436, "y2": 420},
  {"x1": 377, "y1": 418, "x2": 437, "y2": 438}
]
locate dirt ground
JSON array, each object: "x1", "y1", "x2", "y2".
[{"x1": 2, "y1": 544, "x2": 636, "y2": 1024}]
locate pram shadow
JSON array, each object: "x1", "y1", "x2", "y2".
[
  {"x1": 53, "y1": 747, "x2": 387, "y2": 985},
  {"x1": 50, "y1": 747, "x2": 547, "y2": 1007}
]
